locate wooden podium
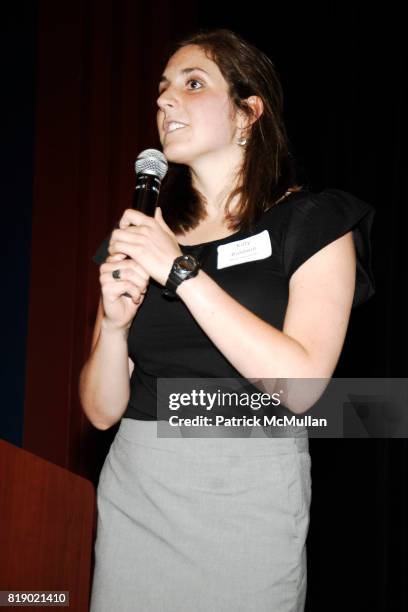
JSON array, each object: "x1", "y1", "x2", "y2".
[{"x1": 0, "y1": 439, "x2": 96, "y2": 610}]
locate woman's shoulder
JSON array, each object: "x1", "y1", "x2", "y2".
[
  {"x1": 266, "y1": 185, "x2": 374, "y2": 213},
  {"x1": 270, "y1": 186, "x2": 376, "y2": 308},
  {"x1": 259, "y1": 186, "x2": 375, "y2": 234}
]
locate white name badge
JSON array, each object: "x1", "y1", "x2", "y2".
[{"x1": 217, "y1": 230, "x2": 272, "y2": 269}]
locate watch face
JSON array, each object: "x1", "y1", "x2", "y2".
[{"x1": 178, "y1": 255, "x2": 197, "y2": 272}]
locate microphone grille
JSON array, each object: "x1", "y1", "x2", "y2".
[{"x1": 135, "y1": 149, "x2": 168, "y2": 180}]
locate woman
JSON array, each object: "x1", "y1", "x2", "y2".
[{"x1": 80, "y1": 28, "x2": 375, "y2": 611}]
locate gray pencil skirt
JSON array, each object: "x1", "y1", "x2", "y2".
[{"x1": 90, "y1": 418, "x2": 312, "y2": 612}]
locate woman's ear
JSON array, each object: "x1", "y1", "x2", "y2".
[
  {"x1": 248, "y1": 95, "x2": 264, "y2": 123},
  {"x1": 239, "y1": 95, "x2": 264, "y2": 129}
]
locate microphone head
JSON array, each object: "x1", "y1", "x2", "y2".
[{"x1": 135, "y1": 149, "x2": 168, "y2": 180}]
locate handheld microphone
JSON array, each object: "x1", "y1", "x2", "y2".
[
  {"x1": 122, "y1": 148, "x2": 168, "y2": 299},
  {"x1": 133, "y1": 148, "x2": 168, "y2": 214}
]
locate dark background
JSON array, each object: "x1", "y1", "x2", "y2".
[{"x1": 1, "y1": 1, "x2": 406, "y2": 610}]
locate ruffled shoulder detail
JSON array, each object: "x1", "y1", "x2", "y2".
[{"x1": 283, "y1": 188, "x2": 376, "y2": 308}]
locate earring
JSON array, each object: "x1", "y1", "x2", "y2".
[{"x1": 237, "y1": 136, "x2": 247, "y2": 146}]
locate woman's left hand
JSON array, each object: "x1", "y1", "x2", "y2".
[{"x1": 108, "y1": 207, "x2": 183, "y2": 286}]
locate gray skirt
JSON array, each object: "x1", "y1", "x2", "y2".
[{"x1": 90, "y1": 418, "x2": 312, "y2": 612}]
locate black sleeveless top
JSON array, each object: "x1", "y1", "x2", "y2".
[{"x1": 92, "y1": 188, "x2": 375, "y2": 420}]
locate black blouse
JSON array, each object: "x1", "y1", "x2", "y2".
[{"x1": 92, "y1": 188, "x2": 375, "y2": 420}]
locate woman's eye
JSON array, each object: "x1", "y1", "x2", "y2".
[
  {"x1": 187, "y1": 79, "x2": 203, "y2": 90},
  {"x1": 157, "y1": 79, "x2": 203, "y2": 96}
]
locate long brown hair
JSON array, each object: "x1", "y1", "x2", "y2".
[{"x1": 157, "y1": 28, "x2": 303, "y2": 235}]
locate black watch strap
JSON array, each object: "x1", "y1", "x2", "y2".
[{"x1": 163, "y1": 270, "x2": 181, "y2": 296}]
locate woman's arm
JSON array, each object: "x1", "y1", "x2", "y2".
[
  {"x1": 79, "y1": 297, "x2": 133, "y2": 430},
  {"x1": 176, "y1": 231, "x2": 356, "y2": 411}
]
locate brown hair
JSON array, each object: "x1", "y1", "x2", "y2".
[{"x1": 157, "y1": 28, "x2": 303, "y2": 235}]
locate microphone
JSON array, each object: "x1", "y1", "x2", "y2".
[
  {"x1": 122, "y1": 148, "x2": 168, "y2": 298},
  {"x1": 133, "y1": 148, "x2": 168, "y2": 215}
]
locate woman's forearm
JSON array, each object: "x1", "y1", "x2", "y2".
[
  {"x1": 79, "y1": 319, "x2": 131, "y2": 429},
  {"x1": 176, "y1": 270, "x2": 311, "y2": 380}
]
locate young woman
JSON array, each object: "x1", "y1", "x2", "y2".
[{"x1": 80, "y1": 28, "x2": 375, "y2": 612}]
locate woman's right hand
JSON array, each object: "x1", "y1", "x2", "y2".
[{"x1": 99, "y1": 253, "x2": 149, "y2": 331}]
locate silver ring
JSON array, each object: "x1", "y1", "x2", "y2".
[{"x1": 112, "y1": 269, "x2": 121, "y2": 280}]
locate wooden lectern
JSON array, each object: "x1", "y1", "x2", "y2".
[{"x1": 0, "y1": 439, "x2": 96, "y2": 611}]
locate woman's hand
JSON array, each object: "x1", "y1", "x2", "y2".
[
  {"x1": 99, "y1": 252, "x2": 149, "y2": 331},
  {"x1": 108, "y1": 207, "x2": 183, "y2": 286}
]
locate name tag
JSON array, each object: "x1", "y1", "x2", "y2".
[{"x1": 217, "y1": 230, "x2": 272, "y2": 269}]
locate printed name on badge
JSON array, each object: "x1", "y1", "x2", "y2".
[{"x1": 217, "y1": 230, "x2": 272, "y2": 269}]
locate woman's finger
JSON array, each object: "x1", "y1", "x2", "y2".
[
  {"x1": 111, "y1": 226, "x2": 151, "y2": 243},
  {"x1": 102, "y1": 280, "x2": 142, "y2": 301},
  {"x1": 101, "y1": 262, "x2": 149, "y2": 287},
  {"x1": 108, "y1": 236, "x2": 147, "y2": 258},
  {"x1": 101, "y1": 259, "x2": 149, "y2": 278},
  {"x1": 118, "y1": 209, "x2": 155, "y2": 229},
  {"x1": 104, "y1": 253, "x2": 127, "y2": 263}
]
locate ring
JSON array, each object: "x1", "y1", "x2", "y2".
[{"x1": 112, "y1": 269, "x2": 121, "y2": 280}]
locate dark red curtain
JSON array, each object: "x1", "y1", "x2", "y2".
[{"x1": 23, "y1": 0, "x2": 196, "y2": 475}]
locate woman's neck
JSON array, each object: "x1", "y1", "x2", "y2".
[{"x1": 188, "y1": 149, "x2": 244, "y2": 214}]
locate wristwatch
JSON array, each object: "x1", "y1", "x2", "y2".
[{"x1": 162, "y1": 254, "x2": 200, "y2": 297}]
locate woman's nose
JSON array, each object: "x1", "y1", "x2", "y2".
[{"x1": 157, "y1": 87, "x2": 179, "y2": 110}]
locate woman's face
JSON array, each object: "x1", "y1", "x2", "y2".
[{"x1": 156, "y1": 44, "x2": 242, "y2": 166}]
